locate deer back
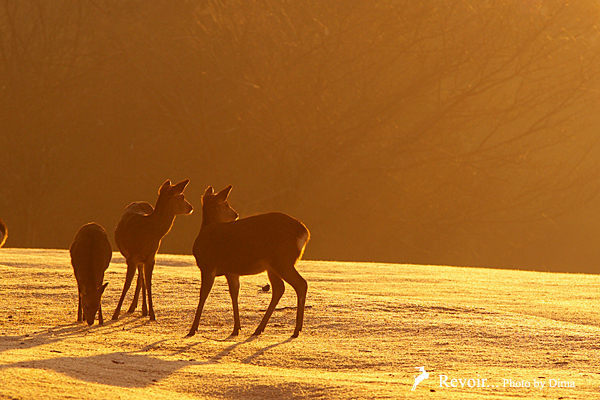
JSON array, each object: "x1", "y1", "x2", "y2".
[
  {"x1": 71, "y1": 223, "x2": 112, "y2": 286},
  {"x1": 114, "y1": 201, "x2": 162, "y2": 261},
  {"x1": 193, "y1": 212, "x2": 309, "y2": 275}
]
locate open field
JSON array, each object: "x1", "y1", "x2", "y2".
[{"x1": 1, "y1": 248, "x2": 599, "y2": 399}]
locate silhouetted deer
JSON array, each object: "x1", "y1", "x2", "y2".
[
  {"x1": 112, "y1": 179, "x2": 193, "y2": 321},
  {"x1": 70, "y1": 223, "x2": 112, "y2": 325},
  {"x1": 187, "y1": 186, "x2": 309, "y2": 338},
  {"x1": 0, "y1": 218, "x2": 7, "y2": 247}
]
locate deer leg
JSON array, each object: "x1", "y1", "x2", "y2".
[
  {"x1": 127, "y1": 269, "x2": 143, "y2": 313},
  {"x1": 145, "y1": 259, "x2": 156, "y2": 321},
  {"x1": 112, "y1": 260, "x2": 137, "y2": 320},
  {"x1": 140, "y1": 265, "x2": 148, "y2": 317},
  {"x1": 141, "y1": 265, "x2": 148, "y2": 316},
  {"x1": 275, "y1": 265, "x2": 307, "y2": 338},
  {"x1": 186, "y1": 271, "x2": 215, "y2": 337},
  {"x1": 77, "y1": 296, "x2": 83, "y2": 322},
  {"x1": 133, "y1": 264, "x2": 149, "y2": 317},
  {"x1": 226, "y1": 274, "x2": 241, "y2": 336},
  {"x1": 98, "y1": 303, "x2": 103, "y2": 326},
  {"x1": 253, "y1": 270, "x2": 285, "y2": 336}
]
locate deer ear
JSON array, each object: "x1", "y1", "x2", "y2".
[
  {"x1": 159, "y1": 180, "x2": 173, "y2": 194},
  {"x1": 216, "y1": 185, "x2": 232, "y2": 201},
  {"x1": 99, "y1": 282, "x2": 108, "y2": 294},
  {"x1": 172, "y1": 179, "x2": 190, "y2": 194},
  {"x1": 203, "y1": 186, "x2": 214, "y2": 197}
]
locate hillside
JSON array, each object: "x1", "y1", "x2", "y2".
[{"x1": 0, "y1": 248, "x2": 599, "y2": 399}]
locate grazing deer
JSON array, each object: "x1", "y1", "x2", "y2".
[
  {"x1": 112, "y1": 179, "x2": 193, "y2": 321},
  {"x1": 70, "y1": 223, "x2": 112, "y2": 325},
  {"x1": 0, "y1": 218, "x2": 7, "y2": 247},
  {"x1": 187, "y1": 185, "x2": 310, "y2": 338}
]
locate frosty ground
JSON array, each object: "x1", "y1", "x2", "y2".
[{"x1": 0, "y1": 248, "x2": 599, "y2": 399}]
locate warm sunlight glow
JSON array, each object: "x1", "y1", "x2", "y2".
[
  {"x1": 1, "y1": 250, "x2": 598, "y2": 398},
  {"x1": 1, "y1": 1, "x2": 600, "y2": 397}
]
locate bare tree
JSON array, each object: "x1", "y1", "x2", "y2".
[{"x1": 2, "y1": 0, "x2": 600, "y2": 269}]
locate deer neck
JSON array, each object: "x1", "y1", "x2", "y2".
[
  {"x1": 200, "y1": 209, "x2": 222, "y2": 229},
  {"x1": 149, "y1": 197, "x2": 176, "y2": 238}
]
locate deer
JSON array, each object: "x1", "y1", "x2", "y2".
[
  {"x1": 187, "y1": 185, "x2": 310, "y2": 338},
  {"x1": 112, "y1": 179, "x2": 193, "y2": 321},
  {"x1": 70, "y1": 223, "x2": 112, "y2": 325},
  {"x1": 0, "y1": 218, "x2": 7, "y2": 247}
]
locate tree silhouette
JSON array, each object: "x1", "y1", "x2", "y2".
[{"x1": 1, "y1": 0, "x2": 600, "y2": 271}]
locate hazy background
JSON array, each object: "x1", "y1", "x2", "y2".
[{"x1": 1, "y1": 0, "x2": 600, "y2": 273}]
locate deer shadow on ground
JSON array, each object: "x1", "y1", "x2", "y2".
[
  {"x1": 172, "y1": 332, "x2": 295, "y2": 365},
  {"x1": 1, "y1": 323, "x2": 91, "y2": 353},
  {"x1": 0, "y1": 331, "x2": 298, "y2": 388},
  {"x1": 0, "y1": 315, "x2": 154, "y2": 354},
  {"x1": 0, "y1": 347, "x2": 185, "y2": 388}
]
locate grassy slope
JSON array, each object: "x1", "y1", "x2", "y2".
[{"x1": 0, "y1": 248, "x2": 599, "y2": 399}]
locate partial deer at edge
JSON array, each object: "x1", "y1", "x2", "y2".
[
  {"x1": 112, "y1": 179, "x2": 193, "y2": 321},
  {"x1": 187, "y1": 185, "x2": 310, "y2": 338},
  {"x1": 70, "y1": 222, "x2": 112, "y2": 325},
  {"x1": 0, "y1": 218, "x2": 7, "y2": 247}
]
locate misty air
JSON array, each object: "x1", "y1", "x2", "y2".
[{"x1": 1, "y1": 1, "x2": 599, "y2": 399}]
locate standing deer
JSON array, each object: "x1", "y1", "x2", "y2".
[
  {"x1": 112, "y1": 179, "x2": 193, "y2": 321},
  {"x1": 70, "y1": 223, "x2": 112, "y2": 325},
  {"x1": 187, "y1": 185, "x2": 310, "y2": 338},
  {"x1": 0, "y1": 218, "x2": 7, "y2": 247}
]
